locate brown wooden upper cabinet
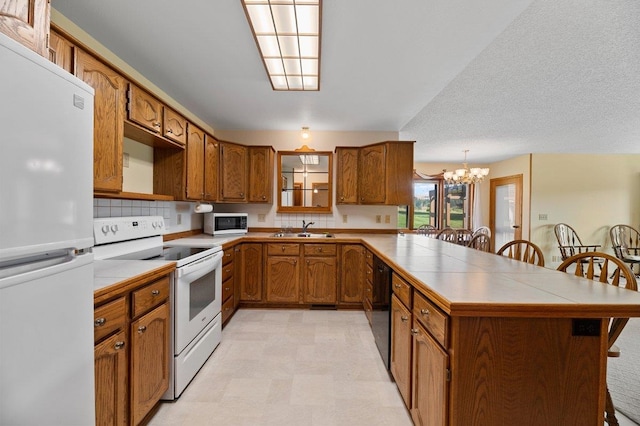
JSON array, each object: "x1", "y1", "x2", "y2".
[
  {"x1": 185, "y1": 124, "x2": 206, "y2": 200},
  {"x1": 127, "y1": 84, "x2": 163, "y2": 134},
  {"x1": 48, "y1": 27, "x2": 74, "y2": 74},
  {"x1": 0, "y1": 0, "x2": 49, "y2": 57},
  {"x1": 335, "y1": 147, "x2": 359, "y2": 204},
  {"x1": 163, "y1": 107, "x2": 187, "y2": 145},
  {"x1": 218, "y1": 141, "x2": 248, "y2": 202},
  {"x1": 335, "y1": 141, "x2": 414, "y2": 206},
  {"x1": 248, "y1": 146, "x2": 275, "y2": 203},
  {"x1": 76, "y1": 49, "x2": 126, "y2": 193}
]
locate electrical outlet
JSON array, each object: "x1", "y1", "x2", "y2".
[
  {"x1": 376, "y1": 215, "x2": 382, "y2": 223},
  {"x1": 342, "y1": 214, "x2": 348, "y2": 223},
  {"x1": 384, "y1": 215, "x2": 390, "y2": 224},
  {"x1": 258, "y1": 214, "x2": 266, "y2": 222},
  {"x1": 539, "y1": 213, "x2": 548, "y2": 221},
  {"x1": 177, "y1": 214, "x2": 182, "y2": 225},
  {"x1": 123, "y1": 152, "x2": 130, "y2": 168}
]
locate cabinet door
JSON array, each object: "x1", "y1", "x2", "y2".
[
  {"x1": 48, "y1": 28, "x2": 74, "y2": 73},
  {"x1": 303, "y1": 256, "x2": 337, "y2": 304},
  {"x1": 127, "y1": 84, "x2": 162, "y2": 133},
  {"x1": 130, "y1": 303, "x2": 170, "y2": 426},
  {"x1": 76, "y1": 50, "x2": 126, "y2": 193},
  {"x1": 335, "y1": 147, "x2": 359, "y2": 204},
  {"x1": 411, "y1": 321, "x2": 449, "y2": 426},
  {"x1": 339, "y1": 244, "x2": 365, "y2": 304},
  {"x1": 0, "y1": 0, "x2": 49, "y2": 56},
  {"x1": 359, "y1": 144, "x2": 386, "y2": 204},
  {"x1": 248, "y1": 146, "x2": 274, "y2": 203},
  {"x1": 219, "y1": 142, "x2": 247, "y2": 201},
  {"x1": 266, "y1": 256, "x2": 300, "y2": 303},
  {"x1": 163, "y1": 107, "x2": 187, "y2": 145},
  {"x1": 391, "y1": 295, "x2": 412, "y2": 408},
  {"x1": 94, "y1": 330, "x2": 127, "y2": 426},
  {"x1": 185, "y1": 124, "x2": 205, "y2": 200},
  {"x1": 239, "y1": 243, "x2": 263, "y2": 301},
  {"x1": 204, "y1": 134, "x2": 218, "y2": 201}
]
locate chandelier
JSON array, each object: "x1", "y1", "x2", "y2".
[{"x1": 443, "y1": 150, "x2": 490, "y2": 184}]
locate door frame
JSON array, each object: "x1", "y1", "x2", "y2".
[{"x1": 490, "y1": 174, "x2": 523, "y2": 250}]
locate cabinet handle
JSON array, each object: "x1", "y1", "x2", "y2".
[
  {"x1": 154, "y1": 122, "x2": 161, "y2": 127},
  {"x1": 114, "y1": 341, "x2": 125, "y2": 350},
  {"x1": 225, "y1": 268, "x2": 231, "y2": 273},
  {"x1": 225, "y1": 287, "x2": 230, "y2": 291},
  {"x1": 340, "y1": 196, "x2": 344, "y2": 201},
  {"x1": 410, "y1": 328, "x2": 419, "y2": 335},
  {"x1": 401, "y1": 316, "x2": 409, "y2": 322},
  {"x1": 293, "y1": 259, "x2": 297, "y2": 265},
  {"x1": 167, "y1": 129, "x2": 173, "y2": 133},
  {"x1": 366, "y1": 287, "x2": 371, "y2": 292},
  {"x1": 151, "y1": 289, "x2": 160, "y2": 296},
  {"x1": 420, "y1": 309, "x2": 430, "y2": 316},
  {"x1": 225, "y1": 252, "x2": 232, "y2": 257},
  {"x1": 394, "y1": 283, "x2": 401, "y2": 289},
  {"x1": 281, "y1": 246, "x2": 285, "y2": 252},
  {"x1": 306, "y1": 260, "x2": 310, "y2": 264},
  {"x1": 138, "y1": 325, "x2": 147, "y2": 334},
  {"x1": 94, "y1": 317, "x2": 106, "y2": 327},
  {"x1": 316, "y1": 247, "x2": 322, "y2": 252},
  {"x1": 262, "y1": 195, "x2": 266, "y2": 200},
  {"x1": 240, "y1": 192, "x2": 245, "y2": 197}
]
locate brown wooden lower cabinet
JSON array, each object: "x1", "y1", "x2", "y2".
[
  {"x1": 239, "y1": 243, "x2": 263, "y2": 301},
  {"x1": 94, "y1": 272, "x2": 172, "y2": 426},
  {"x1": 94, "y1": 330, "x2": 127, "y2": 426},
  {"x1": 390, "y1": 295, "x2": 412, "y2": 409},
  {"x1": 130, "y1": 303, "x2": 170, "y2": 426}
]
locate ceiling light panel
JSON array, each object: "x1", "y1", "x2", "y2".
[{"x1": 242, "y1": 0, "x2": 322, "y2": 91}]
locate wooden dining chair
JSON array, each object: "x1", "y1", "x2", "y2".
[
  {"x1": 496, "y1": 239, "x2": 545, "y2": 266},
  {"x1": 472, "y1": 226, "x2": 491, "y2": 238},
  {"x1": 554, "y1": 223, "x2": 601, "y2": 261},
  {"x1": 609, "y1": 224, "x2": 640, "y2": 276},
  {"x1": 436, "y1": 227, "x2": 458, "y2": 243},
  {"x1": 456, "y1": 229, "x2": 473, "y2": 245},
  {"x1": 557, "y1": 252, "x2": 638, "y2": 426},
  {"x1": 416, "y1": 224, "x2": 437, "y2": 237},
  {"x1": 466, "y1": 233, "x2": 491, "y2": 252}
]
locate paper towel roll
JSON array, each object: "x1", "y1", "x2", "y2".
[{"x1": 194, "y1": 203, "x2": 213, "y2": 213}]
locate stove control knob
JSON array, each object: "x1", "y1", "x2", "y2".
[
  {"x1": 110, "y1": 224, "x2": 118, "y2": 234},
  {"x1": 101, "y1": 225, "x2": 109, "y2": 235}
]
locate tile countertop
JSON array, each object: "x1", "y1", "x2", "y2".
[
  {"x1": 94, "y1": 259, "x2": 176, "y2": 293},
  {"x1": 165, "y1": 232, "x2": 640, "y2": 319}
]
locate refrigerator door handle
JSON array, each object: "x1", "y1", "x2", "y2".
[{"x1": 0, "y1": 251, "x2": 93, "y2": 289}]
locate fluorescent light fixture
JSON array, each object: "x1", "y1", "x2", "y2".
[
  {"x1": 299, "y1": 154, "x2": 319, "y2": 165},
  {"x1": 242, "y1": 0, "x2": 322, "y2": 91}
]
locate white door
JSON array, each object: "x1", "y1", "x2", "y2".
[{"x1": 490, "y1": 175, "x2": 523, "y2": 251}]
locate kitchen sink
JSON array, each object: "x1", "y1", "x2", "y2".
[{"x1": 271, "y1": 232, "x2": 334, "y2": 238}]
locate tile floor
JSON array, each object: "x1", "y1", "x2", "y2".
[
  {"x1": 148, "y1": 309, "x2": 412, "y2": 426},
  {"x1": 148, "y1": 309, "x2": 638, "y2": 426}
]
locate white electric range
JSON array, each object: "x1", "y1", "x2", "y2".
[{"x1": 93, "y1": 216, "x2": 224, "y2": 400}]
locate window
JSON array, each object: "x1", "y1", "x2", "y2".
[{"x1": 411, "y1": 174, "x2": 474, "y2": 230}]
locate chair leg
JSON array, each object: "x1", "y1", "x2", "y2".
[{"x1": 605, "y1": 386, "x2": 619, "y2": 426}]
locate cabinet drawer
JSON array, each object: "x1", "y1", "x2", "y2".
[
  {"x1": 392, "y1": 273, "x2": 412, "y2": 308},
  {"x1": 222, "y1": 295, "x2": 235, "y2": 324},
  {"x1": 304, "y1": 244, "x2": 337, "y2": 256},
  {"x1": 222, "y1": 247, "x2": 235, "y2": 265},
  {"x1": 222, "y1": 261, "x2": 234, "y2": 282},
  {"x1": 267, "y1": 243, "x2": 300, "y2": 256},
  {"x1": 363, "y1": 297, "x2": 372, "y2": 325},
  {"x1": 413, "y1": 292, "x2": 448, "y2": 347},
  {"x1": 222, "y1": 277, "x2": 234, "y2": 302},
  {"x1": 94, "y1": 297, "x2": 126, "y2": 342},
  {"x1": 131, "y1": 276, "x2": 170, "y2": 318},
  {"x1": 365, "y1": 250, "x2": 373, "y2": 267}
]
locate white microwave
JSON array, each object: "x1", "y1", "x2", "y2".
[{"x1": 204, "y1": 212, "x2": 248, "y2": 235}]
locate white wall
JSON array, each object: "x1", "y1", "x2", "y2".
[{"x1": 530, "y1": 153, "x2": 640, "y2": 268}]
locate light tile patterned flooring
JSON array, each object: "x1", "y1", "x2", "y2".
[{"x1": 148, "y1": 309, "x2": 413, "y2": 426}]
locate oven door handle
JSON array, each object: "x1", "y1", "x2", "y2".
[{"x1": 176, "y1": 251, "x2": 223, "y2": 279}]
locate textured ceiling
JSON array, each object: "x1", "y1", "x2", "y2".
[{"x1": 52, "y1": 0, "x2": 640, "y2": 163}]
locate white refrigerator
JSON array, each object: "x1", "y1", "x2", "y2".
[{"x1": 0, "y1": 32, "x2": 96, "y2": 425}]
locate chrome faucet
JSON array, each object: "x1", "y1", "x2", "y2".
[{"x1": 302, "y1": 220, "x2": 315, "y2": 233}]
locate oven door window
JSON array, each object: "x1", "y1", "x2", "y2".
[{"x1": 190, "y1": 269, "x2": 216, "y2": 320}]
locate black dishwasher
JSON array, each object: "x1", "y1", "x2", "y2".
[{"x1": 371, "y1": 255, "x2": 392, "y2": 370}]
